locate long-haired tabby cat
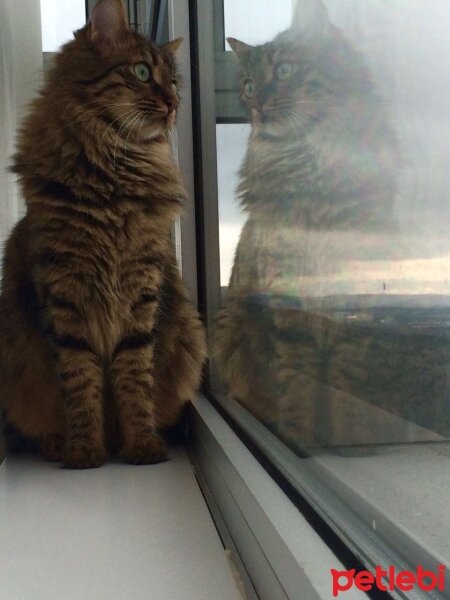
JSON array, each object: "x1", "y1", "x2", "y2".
[
  {"x1": 0, "y1": 0, "x2": 206, "y2": 468},
  {"x1": 214, "y1": 0, "x2": 405, "y2": 449}
]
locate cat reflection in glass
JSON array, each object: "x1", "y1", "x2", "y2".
[{"x1": 212, "y1": 0, "x2": 440, "y2": 450}]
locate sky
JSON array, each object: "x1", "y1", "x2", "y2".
[{"x1": 217, "y1": 0, "x2": 450, "y2": 295}]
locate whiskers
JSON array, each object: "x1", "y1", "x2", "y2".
[
  {"x1": 115, "y1": 110, "x2": 139, "y2": 159},
  {"x1": 63, "y1": 102, "x2": 135, "y2": 131},
  {"x1": 59, "y1": 99, "x2": 171, "y2": 181},
  {"x1": 122, "y1": 110, "x2": 146, "y2": 166},
  {"x1": 260, "y1": 95, "x2": 344, "y2": 148},
  {"x1": 98, "y1": 108, "x2": 140, "y2": 157},
  {"x1": 168, "y1": 126, "x2": 180, "y2": 179}
]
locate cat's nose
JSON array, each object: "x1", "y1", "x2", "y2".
[{"x1": 164, "y1": 96, "x2": 178, "y2": 114}]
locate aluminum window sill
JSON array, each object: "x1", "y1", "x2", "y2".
[{"x1": 189, "y1": 395, "x2": 368, "y2": 600}]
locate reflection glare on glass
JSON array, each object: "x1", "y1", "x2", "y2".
[{"x1": 215, "y1": 0, "x2": 450, "y2": 452}]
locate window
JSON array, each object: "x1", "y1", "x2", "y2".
[
  {"x1": 191, "y1": 0, "x2": 450, "y2": 593},
  {"x1": 0, "y1": 0, "x2": 43, "y2": 252},
  {"x1": 2, "y1": 0, "x2": 450, "y2": 596},
  {"x1": 40, "y1": 0, "x2": 86, "y2": 52}
]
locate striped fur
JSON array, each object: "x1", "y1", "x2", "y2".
[{"x1": 0, "y1": 0, "x2": 206, "y2": 468}]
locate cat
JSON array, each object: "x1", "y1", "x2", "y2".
[
  {"x1": 0, "y1": 0, "x2": 206, "y2": 468},
  {"x1": 213, "y1": 0, "x2": 408, "y2": 451}
]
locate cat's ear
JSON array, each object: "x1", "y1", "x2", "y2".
[
  {"x1": 291, "y1": 0, "x2": 331, "y2": 43},
  {"x1": 89, "y1": 0, "x2": 128, "y2": 51},
  {"x1": 227, "y1": 38, "x2": 254, "y2": 58},
  {"x1": 162, "y1": 38, "x2": 183, "y2": 54}
]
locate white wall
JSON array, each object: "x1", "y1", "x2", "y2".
[{"x1": 0, "y1": 0, "x2": 43, "y2": 247}]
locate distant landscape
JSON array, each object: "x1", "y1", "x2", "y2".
[
  {"x1": 312, "y1": 296, "x2": 450, "y2": 438},
  {"x1": 306, "y1": 293, "x2": 450, "y2": 309},
  {"x1": 219, "y1": 291, "x2": 450, "y2": 438},
  {"x1": 321, "y1": 296, "x2": 450, "y2": 339}
]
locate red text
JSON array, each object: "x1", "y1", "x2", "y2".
[{"x1": 331, "y1": 564, "x2": 446, "y2": 597}]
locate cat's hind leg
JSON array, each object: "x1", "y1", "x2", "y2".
[{"x1": 0, "y1": 316, "x2": 67, "y2": 461}]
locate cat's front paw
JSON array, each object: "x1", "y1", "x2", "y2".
[
  {"x1": 62, "y1": 441, "x2": 107, "y2": 469},
  {"x1": 121, "y1": 434, "x2": 168, "y2": 465}
]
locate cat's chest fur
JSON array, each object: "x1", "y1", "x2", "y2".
[
  {"x1": 84, "y1": 203, "x2": 171, "y2": 349},
  {"x1": 30, "y1": 197, "x2": 174, "y2": 360}
]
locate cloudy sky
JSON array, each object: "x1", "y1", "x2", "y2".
[{"x1": 218, "y1": 0, "x2": 450, "y2": 296}]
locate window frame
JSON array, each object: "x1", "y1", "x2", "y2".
[
  {"x1": 189, "y1": 394, "x2": 373, "y2": 600},
  {"x1": 185, "y1": 1, "x2": 450, "y2": 598}
]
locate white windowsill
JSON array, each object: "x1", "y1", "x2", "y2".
[{"x1": 0, "y1": 447, "x2": 242, "y2": 600}]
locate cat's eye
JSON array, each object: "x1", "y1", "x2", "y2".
[
  {"x1": 275, "y1": 61, "x2": 293, "y2": 81},
  {"x1": 134, "y1": 63, "x2": 150, "y2": 82},
  {"x1": 244, "y1": 79, "x2": 255, "y2": 98}
]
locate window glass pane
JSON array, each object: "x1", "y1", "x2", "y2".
[
  {"x1": 215, "y1": 0, "x2": 450, "y2": 445},
  {"x1": 40, "y1": 0, "x2": 86, "y2": 52},
  {"x1": 209, "y1": 0, "x2": 450, "y2": 576},
  {"x1": 224, "y1": 0, "x2": 293, "y2": 48},
  {"x1": 217, "y1": 124, "x2": 248, "y2": 288}
]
